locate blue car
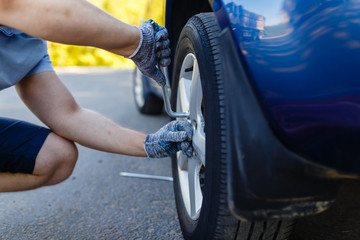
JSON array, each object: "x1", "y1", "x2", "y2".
[{"x1": 133, "y1": 0, "x2": 360, "y2": 239}]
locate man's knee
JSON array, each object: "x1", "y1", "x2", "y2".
[
  {"x1": 34, "y1": 132, "x2": 78, "y2": 184},
  {"x1": 54, "y1": 136, "x2": 78, "y2": 182}
]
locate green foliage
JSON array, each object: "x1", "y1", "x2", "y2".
[{"x1": 48, "y1": 0, "x2": 147, "y2": 67}]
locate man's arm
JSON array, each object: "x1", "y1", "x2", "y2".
[
  {"x1": 16, "y1": 72, "x2": 192, "y2": 158},
  {"x1": 0, "y1": 0, "x2": 139, "y2": 56}
]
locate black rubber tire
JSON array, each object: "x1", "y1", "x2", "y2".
[
  {"x1": 132, "y1": 68, "x2": 163, "y2": 115},
  {"x1": 171, "y1": 13, "x2": 295, "y2": 240}
]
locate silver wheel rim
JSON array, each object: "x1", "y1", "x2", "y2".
[
  {"x1": 134, "y1": 68, "x2": 145, "y2": 107},
  {"x1": 176, "y1": 53, "x2": 206, "y2": 220}
]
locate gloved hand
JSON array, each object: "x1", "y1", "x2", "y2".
[
  {"x1": 128, "y1": 20, "x2": 171, "y2": 87},
  {"x1": 144, "y1": 121, "x2": 193, "y2": 158}
]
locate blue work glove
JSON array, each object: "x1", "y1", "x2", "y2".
[
  {"x1": 144, "y1": 121, "x2": 193, "y2": 158},
  {"x1": 128, "y1": 20, "x2": 171, "y2": 87}
]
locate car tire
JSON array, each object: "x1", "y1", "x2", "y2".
[
  {"x1": 132, "y1": 68, "x2": 163, "y2": 115},
  {"x1": 171, "y1": 13, "x2": 295, "y2": 240}
]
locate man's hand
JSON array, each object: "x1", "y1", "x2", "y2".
[
  {"x1": 144, "y1": 121, "x2": 193, "y2": 158},
  {"x1": 128, "y1": 20, "x2": 171, "y2": 87}
]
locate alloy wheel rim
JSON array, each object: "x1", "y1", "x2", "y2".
[
  {"x1": 134, "y1": 68, "x2": 145, "y2": 107},
  {"x1": 176, "y1": 53, "x2": 206, "y2": 220}
]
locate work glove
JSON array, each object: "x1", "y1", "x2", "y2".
[
  {"x1": 128, "y1": 20, "x2": 171, "y2": 87},
  {"x1": 144, "y1": 121, "x2": 193, "y2": 158}
]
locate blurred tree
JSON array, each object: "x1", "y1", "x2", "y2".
[
  {"x1": 48, "y1": 0, "x2": 147, "y2": 67},
  {"x1": 143, "y1": 0, "x2": 165, "y2": 26}
]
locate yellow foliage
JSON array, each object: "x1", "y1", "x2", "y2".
[
  {"x1": 143, "y1": 0, "x2": 165, "y2": 26},
  {"x1": 48, "y1": 0, "x2": 149, "y2": 68}
]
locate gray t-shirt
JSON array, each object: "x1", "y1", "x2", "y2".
[{"x1": 0, "y1": 26, "x2": 48, "y2": 90}]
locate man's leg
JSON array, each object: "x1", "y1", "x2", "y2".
[
  {"x1": 15, "y1": 71, "x2": 147, "y2": 156},
  {"x1": 0, "y1": 132, "x2": 78, "y2": 192}
]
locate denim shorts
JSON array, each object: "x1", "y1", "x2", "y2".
[{"x1": 0, "y1": 26, "x2": 54, "y2": 91}]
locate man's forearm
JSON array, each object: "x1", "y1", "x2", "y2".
[
  {"x1": 0, "y1": 0, "x2": 140, "y2": 56},
  {"x1": 57, "y1": 108, "x2": 148, "y2": 157}
]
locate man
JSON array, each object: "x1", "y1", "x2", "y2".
[{"x1": 0, "y1": 0, "x2": 193, "y2": 192}]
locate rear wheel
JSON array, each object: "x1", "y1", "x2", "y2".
[
  {"x1": 132, "y1": 68, "x2": 163, "y2": 115},
  {"x1": 171, "y1": 13, "x2": 295, "y2": 240}
]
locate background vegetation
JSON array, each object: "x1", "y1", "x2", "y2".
[{"x1": 48, "y1": 0, "x2": 147, "y2": 68}]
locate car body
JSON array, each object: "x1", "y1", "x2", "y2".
[{"x1": 134, "y1": 0, "x2": 360, "y2": 238}]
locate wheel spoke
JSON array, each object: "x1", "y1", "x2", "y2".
[
  {"x1": 178, "y1": 151, "x2": 188, "y2": 171},
  {"x1": 187, "y1": 156, "x2": 201, "y2": 218},
  {"x1": 192, "y1": 131, "x2": 206, "y2": 166},
  {"x1": 177, "y1": 77, "x2": 192, "y2": 113},
  {"x1": 189, "y1": 60, "x2": 202, "y2": 121},
  {"x1": 189, "y1": 60, "x2": 206, "y2": 166}
]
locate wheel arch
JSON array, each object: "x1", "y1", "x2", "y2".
[{"x1": 165, "y1": 0, "x2": 213, "y2": 84}]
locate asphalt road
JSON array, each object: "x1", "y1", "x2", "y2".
[{"x1": 0, "y1": 68, "x2": 359, "y2": 240}]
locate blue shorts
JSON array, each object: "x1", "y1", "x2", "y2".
[
  {"x1": 0, "y1": 117, "x2": 51, "y2": 174},
  {"x1": 0, "y1": 26, "x2": 54, "y2": 91}
]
